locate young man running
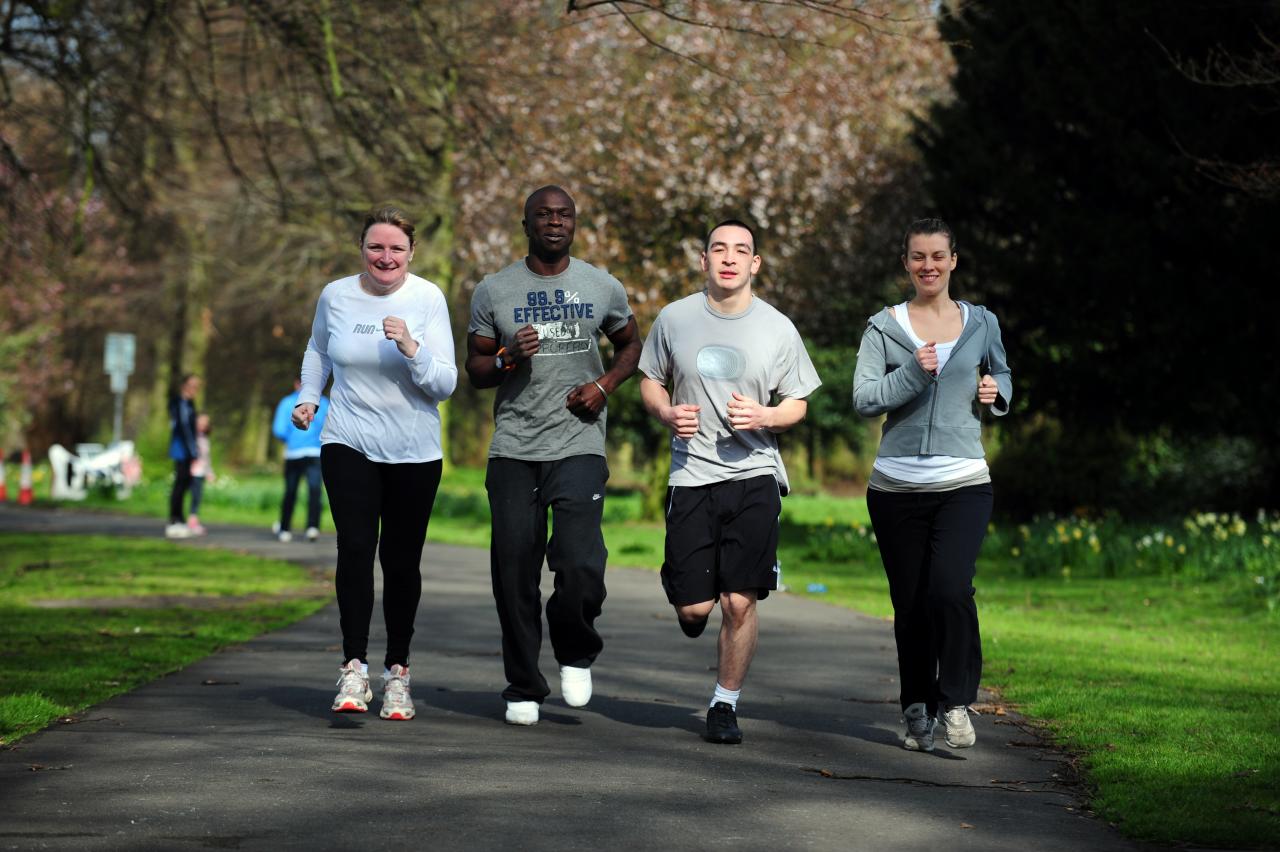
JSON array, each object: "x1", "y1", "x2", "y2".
[
  {"x1": 639, "y1": 219, "x2": 820, "y2": 744},
  {"x1": 467, "y1": 185, "x2": 641, "y2": 726}
]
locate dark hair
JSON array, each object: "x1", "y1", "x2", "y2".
[
  {"x1": 360, "y1": 205, "x2": 416, "y2": 248},
  {"x1": 705, "y1": 219, "x2": 758, "y2": 253},
  {"x1": 901, "y1": 218, "x2": 956, "y2": 256},
  {"x1": 523, "y1": 185, "x2": 575, "y2": 219}
]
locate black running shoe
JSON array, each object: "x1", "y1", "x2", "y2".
[
  {"x1": 679, "y1": 614, "x2": 709, "y2": 638},
  {"x1": 705, "y1": 701, "x2": 743, "y2": 744}
]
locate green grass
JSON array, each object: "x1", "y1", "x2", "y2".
[
  {"x1": 781, "y1": 564, "x2": 1278, "y2": 847},
  {"x1": 63, "y1": 469, "x2": 871, "y2": 561},
  {"x1": 48, "y1": 466, "x2": 1280, "y2": 846},
  {"x1": 972, "y1": 579, "x2": 1277, "y2": 847},
  {"x1": 0, "y1": 533, "x2": 327, "y2": 745}
]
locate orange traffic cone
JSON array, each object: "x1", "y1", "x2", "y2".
[
  {"x1": 17, "y1": 449, "x2": 34, "y2": 505},
  {"x1": 0, "y1": 454, "x2": 7, "y2": 501}
]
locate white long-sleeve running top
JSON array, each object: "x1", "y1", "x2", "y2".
[{"x1": 298, "y1": 273, "x2": 457, "y2": 463}]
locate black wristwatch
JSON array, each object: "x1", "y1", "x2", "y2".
[{"x1": 495, "y1": 346, "x2": 516, "y2": 373}]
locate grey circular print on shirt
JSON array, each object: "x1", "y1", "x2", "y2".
[{"x1": 697, "y1": 345, "x2": 746, "y2": 380}]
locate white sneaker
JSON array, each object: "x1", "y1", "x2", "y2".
[
  {"x1": 305, "y1": 526, "x2": 320, "y2": 541},
  {"x1": 332, "y1": 659, "x2": 372, "y2": 713},
  {"x1": 272, "y1": 521, "x2": 281, "y2": 535},
  {"x1": 505, "y1": 700, "x2": 539, "y2": 726},
  {"x1": 277, "y1": 530, "x2": 293, "y2": 543},
  {"x1": 939, "y1": 705, "x2": 977, "y2": 748},
  {"x1": 902, "y1": 702, "x2": 936, "y2": 751},
  {"x1": 379, "y1": 664, "x2": 414, "y2": 721},
  {"x1": 165, "y1": 523, "x2": 192, "y2": 539},
  {"x1": 560, "y1": 665, "x2": 592, "y2": 708}
]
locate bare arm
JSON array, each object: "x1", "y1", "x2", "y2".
[
  {"x1": 465, "y1": 332, "x2": 503, "y2": 389},
  {"x1": 465, "y1": 325, "x2": 541, "y2": 390},
  {"x1": 641, "y1": 376, "x2": 700, "y2": 440},
  {"x1": 726, "y1": 393, "x2": 808, "y2": 434},
  {"x1": 566, "y1": 316, "x2": 642, "y2": 417}
]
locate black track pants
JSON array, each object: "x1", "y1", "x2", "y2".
[
  {"x1": 486, "y1": 455, "x2": 609, "y2": 703},
  {"x1": 867, "y1": 484, "x2": 992, "y2": 714}
]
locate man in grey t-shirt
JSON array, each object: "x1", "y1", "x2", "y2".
[
  {"x1": 640, "y1": 219, "x2": 820, "y2": 745},
  {"x1": 466, "y1": 185, "x2": 641, "y2": 727}
]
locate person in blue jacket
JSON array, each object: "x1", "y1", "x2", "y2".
[
  {"x1": 165, "y1": 373, "x2": 201, "y2": 539},
  {"x1": 272, "y1": 379, "x2": 329, "y2": 542}
]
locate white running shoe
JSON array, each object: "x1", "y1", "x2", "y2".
[
  {"x1": 505, "y1": 700, "x2": 539, "y2": 726},
  {"x1": 560, "y1": 665, "x2": 592, "y2": 708},
  {"x1": 332, "y1": 659, "x2": 372, "y2": 713},
  {"x1": 165, "y1": 523, "x2": 192, "y2": 539},
  {"x1": 902, "y1": 702, "x2": 936, "y2": 751},
  {"x1": 277, "y1": 530, "x2": 293, "y2": 543},
  {"x1": 379, "y1": 664, "x2": 414, "y2": 720},
  {"x1": 939, "y1": 705, "x2": 977, "y2": 748},
  {"x1": 305, "y1": 526, "x2": 320, "y2": 541},
  {"x1": 271, "y1": 521, "x2": 281, "y2": 535}
]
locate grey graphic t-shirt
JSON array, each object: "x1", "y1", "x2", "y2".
[
  {"x1": 639, "y1": 293, "x2": 821, "y2": 494},
  {"x1": 469, "y1": 257, "x2": 633, "y2": 460}
]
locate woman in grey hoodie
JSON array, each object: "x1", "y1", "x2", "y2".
[{"x1": 852, "y1": 218, "x2": 1012, "y2": 753}]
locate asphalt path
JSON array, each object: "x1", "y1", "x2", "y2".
[{"x1": 0, "y1": 504, "x2": 1136, "y2": 851}]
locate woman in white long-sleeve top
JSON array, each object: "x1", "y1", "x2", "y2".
[
  {"x1": 291, "y1": 205, "x2": 458, "y2": 721},
  {"x1": 852, "y1": 218, "x2": 1012, "y2": 753}
]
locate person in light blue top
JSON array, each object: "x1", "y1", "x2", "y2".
[{"x1": 272, "y1": 379, "x2": 329, "y2": 542}]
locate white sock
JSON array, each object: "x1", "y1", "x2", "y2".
[{"x1": 710, "y1": 683, "x2": 740, "y2": 710}]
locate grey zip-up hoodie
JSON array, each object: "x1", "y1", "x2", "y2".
[{"x1": 852, "y1": 301, "x2": 1012, "y2": 458}]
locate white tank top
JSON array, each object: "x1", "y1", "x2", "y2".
[{"x1": 872, "y1": 303, "x2": 989, "y2": 484}]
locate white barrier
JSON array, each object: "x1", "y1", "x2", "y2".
[{"x1": 48, "y1": 441, "x2": 142, "y2": 500}]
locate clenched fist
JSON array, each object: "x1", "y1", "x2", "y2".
[
  {"x1": 383, "y1": 316, "x2": 419, "y2": 358},
  {"x1": 977, "y1": 374, "x2": 999, "y2": 405},
  {"x1": 726, "y1": 392, "x2": 770, "y2": 431},
  {"x1": 292, "y1": 403, "x2": 317, "y2": 430},
  {"x1": 915, "y1": 341, "x2": 938, "y2": 376},
  {"x1": 663, "y1": 403, "x2": 701, "y2": 440}
]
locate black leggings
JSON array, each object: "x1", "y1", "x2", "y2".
[
  {"x1": 321, "y1": 443, "x2": 442, "y2": 670},
  {"x1": 866, "y1": 484, "x2": 992, "y2": 714}
]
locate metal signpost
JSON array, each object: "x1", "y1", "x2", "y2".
[{"x1": 104, "y1": 333, "x2": 136, "y2": 447}]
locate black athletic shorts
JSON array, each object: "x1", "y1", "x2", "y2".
[{"x1": 660, "y1": 474, "x2": 782, "y2": 606}]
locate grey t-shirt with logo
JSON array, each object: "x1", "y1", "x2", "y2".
[
  {"x1": 639, "y1": 292, "x2": 821, "y2": 494},
  {"x1": 469, "y1": 257, "x2": 633, "y2": 461}
]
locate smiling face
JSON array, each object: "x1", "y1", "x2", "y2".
[
  {"x1": 902, "y1": 232, "x2": 958, "y2": 299},
  {"x1": 362, "y1": 223, "x2": 414, "y2": 290},
  {"x1": 522, "y1": 187, "x2": 576, "y2": 259},
  {"x1": 701, "y1": 224, "x2": 762, "y2": 297}
]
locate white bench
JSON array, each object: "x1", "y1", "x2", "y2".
[{"x1": 48, "y1": 441, "x2": 142, "y2": 500}]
